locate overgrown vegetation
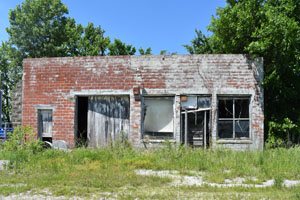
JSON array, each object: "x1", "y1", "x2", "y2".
[{"x1": 1, "y1": 130, "x2": 300, "y2": 199}]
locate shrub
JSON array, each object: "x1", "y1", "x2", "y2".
[
  {"x1": 1, "y1": 126, "x2": 43, "y2": 154},
  {"x1": 266, "y1": 118, "x2": 298, "y2": 148}
]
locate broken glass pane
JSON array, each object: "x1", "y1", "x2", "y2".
[
  {"x1": 218, "y1": 99, "x2": 233, "y2": 118},
  {"x1": 218, "y1": 120, "x2": 233, "y2": 138},
  {"x1": 235, "y1": 120, "x2": 249, "y2": 138},
  {"x1": 235, "y1": 99, "x2": 249, "y2": 118},
  {"x1": 197, "y1": 97, "x2": 211, "y2": 109}
]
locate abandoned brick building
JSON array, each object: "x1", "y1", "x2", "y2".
[{"x1": 12, "y1": 54, "x2": 264, "y2": 150}]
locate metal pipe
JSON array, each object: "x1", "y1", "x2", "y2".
[
  {"x1": 185, "y1": 110, "x2": 188, "y2": 147},
  {"x1": 204, "y1": 111, "x2": 207, "y2": 148},
  {"x1": 181, "y1": 108, "x2": 211, "y2": 114}
]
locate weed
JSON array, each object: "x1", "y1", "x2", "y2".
[
  {"x1": 0, "y1": 141, "x2": 300, "y2": 198},
  {"x1": 1, "y1": 126, "x2": 43, "y2": 153},
  {"x1": 274, "y1": 174, "x2": 284, "y2": 188}
]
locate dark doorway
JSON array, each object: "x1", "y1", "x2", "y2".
[
  {"x1": 77, "y1": 97, "x2": 88, "y2": 146},
  {"x1": 181, "y1": 111, "x2": 210, "y2": 148},
  {"x1": 181, "y1": 96, "x2": 211, "y2": 148}
]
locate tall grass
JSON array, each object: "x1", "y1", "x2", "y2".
[
  {"x1": 1, "y1": 145, "x2": 300, "y2": 180},
  {"x1": 1, "y1": 140, "x2": 300, "y2": 198}
]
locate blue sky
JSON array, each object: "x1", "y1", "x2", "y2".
[{"x1": 0, "y1": 0, "x2": 226, "y2": 55}]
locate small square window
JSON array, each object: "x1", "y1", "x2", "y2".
[
  {"x1": 218, "y1": 120, "x2": 233, "y2": 138},
  {"x1": 218, "y1": 99, "x2": 233, "y2": 118},
  {"x1": 235, "y1": 120, "x2": 249, "y2": 138},
  {"x1": 235, "y1": 99, "x2": 249, "y2": 118},
  {"x1": 218, "y1": 97, "x2": 250, "y2": 139}
]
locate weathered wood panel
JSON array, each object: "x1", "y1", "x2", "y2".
[{"x1": 88, "y1": 96, "x2": 130, "y2": 148}]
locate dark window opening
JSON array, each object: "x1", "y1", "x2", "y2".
[
  {"x1": 77, "y1": 97, "x2": 88, "y2": 146},
  {"x1": 42, "y1": 137, "x2": 52, "y2": 143},
  {"x1": 218, "y1": 99, "x2": 233, "y2": 118},
  {"x1": 235, "y1": 99, "x2": 250, "y2": 118},
  {"x1": 218, "y1": 97, "x2": 250, "y2": 139},
  {"x1": 218, "y1": 120, "x2": 233, "y2": 138}
]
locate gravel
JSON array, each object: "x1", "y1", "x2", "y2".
[{"x1": 135, "y1": 169, "x2": 300, "y2": 188}]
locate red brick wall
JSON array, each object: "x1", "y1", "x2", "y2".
[{"x1": 22, "y1": 55, "x2": 264, "y2": 149}]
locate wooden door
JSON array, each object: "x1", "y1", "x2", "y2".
[{"x1": 88, "y1": 96, "x2": 130, "y2": 148}]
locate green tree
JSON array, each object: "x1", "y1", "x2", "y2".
[
  {"x1": 160, "y1": 50, "x2": 178, "y2": 55},
  {"x1": 6, "y1": 0, "x2": 72, "y2": 57},
  {"x1": 183, "y1": 29, "x2": 213, "y2": 54},
  {"x1": 78, "y1": 23, "x2": 110, "y2": 56},
  {"x1": 0, "y1": 42, "x2": 23, "y2": 122},
  {"x1": 108, "y1": 39, "x2": 136, "y2": 56},
  {"x1": 2, "y1": 0, "x2": 113, "y2": 123},
  {"x1": 62, "y1": 18, "x2": 84, "y2": 56},
  {"x1": 185, "y1": 0, "x2": 300, "y2": 143},
  {"x1": 138, "y1": 47, "x2": 152, "y2": 55}
]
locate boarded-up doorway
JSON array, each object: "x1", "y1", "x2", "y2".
[{"x1": 87, "y1": 96, "x2": 130, "y2": 148}]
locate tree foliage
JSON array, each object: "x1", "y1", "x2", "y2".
[
  {"x1": 183, "y1": 29, "x2": 213, "y2": 54},
  {"x1": 108, "y1": 39, "x2": 136, "y2": 56},
  {"x1": 0, "y1": 42, "x2": 23, "y2": 122},
  {"x1": 78, "y1": 23, "x2": 110, "y2": 56},
  {"x1": 138, "y1": 47, "x2": 152, "y2": 55},
  {"x1": 6, "y1": 0, "x2": 71, "y2": 57},
  {"x1": 159, "y1": 50, "x2": 178, "y2": 55},
  {"x1": 185, "y1": 0, "x2": 300, "y2": 143}
]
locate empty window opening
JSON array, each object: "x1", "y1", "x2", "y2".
[
  {"x1": 143, "y1": 97, "x2": 174, "y2": 139},
  {"x1": 181, "y1": 96, "x2": 211, "y2": 148},
  {"x1": 76, "y1": 97, "x2": 88, "y2": 146},
  {"x1": 218, "y1": 97, "x2": 250, "y2": 139},
  {"x1": 38, "y1": 110, "x2": 53, "y2": 142}
]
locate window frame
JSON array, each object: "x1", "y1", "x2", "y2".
[
  {"x1": 37, "y1": 109, "x2": 53, "y2": 140},
  {"x1": 217, "y1": 96, "x2": 251, "y2": 140},
  {"x1": 142, "y1": 96, "x2": 175, "y2": 140}
]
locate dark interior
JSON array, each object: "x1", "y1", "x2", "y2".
[
  {"x1": 77, "y1": 97, "x2": 88, "y2": 146},
  {"x1": 181, "y1": 111, "x2": 210, "y2": 148}
]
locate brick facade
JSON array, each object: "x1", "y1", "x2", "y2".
[{"x1": 22, "y1": 54, "x2": 264, "y2": 150}]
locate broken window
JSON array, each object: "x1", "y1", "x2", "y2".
[
  {"x1": 218, "y1": 97, "x2": 250, "y2": 139},
  {"x1": 143, "y1": 97, "x2": 174, "y2": 139},
  {"x1": 181, "y1": 96, "x2": 211, "y2": 148},
  {"x1": 38, "y1": 110, "x2": 53, "y2": 142}
]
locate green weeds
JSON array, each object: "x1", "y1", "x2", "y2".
[{"x1": 0, "y1": 135, "x2": 300, "y2": 198}]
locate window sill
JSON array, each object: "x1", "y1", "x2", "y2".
[
  {"x1": 142, "y1": 139, "x2": 176, "y2": 143},
  {"x1": 216, "y1": 139, "x2": 252, "y2": 144}
]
